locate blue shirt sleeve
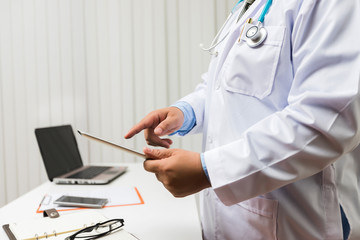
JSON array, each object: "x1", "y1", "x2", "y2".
[
  {"x1": 170, "y1": 101, "x2": 196, "y2": 136},
  {"x1": 201, "y1": 153, "x2": 210, "y2": 181}
]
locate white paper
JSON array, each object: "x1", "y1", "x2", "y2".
[
  {"x1": 9, "y1": 210, "x2": 139, "y2": 240},
  {"x1": 10, "y1": 210, "x2": 108, "y2": 239}
]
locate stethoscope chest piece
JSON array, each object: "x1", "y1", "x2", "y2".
[
  {"x1": 246, "y1": 23, "x2": 267, "y2": 48},
  {"x1": 200, "y1": 0, "x2": 273, "y2": 54}
]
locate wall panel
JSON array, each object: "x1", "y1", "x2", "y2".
[
  {"x1": 119, "y1": 0, "x2": 137, "y2": 161},
  {"x1": 0, "y1": 0, "x2": 234, "y2": 207},
  {"x1": 0, "y1": 0, "x2": 8, "y2": 206},
  {"x1": 71, "y1": 0, "x2": 89, "y2": 163},
  {"x1": 131, "y1": 0, "x2": 144, "y2": 153},
  {"x1": 83, "y1": 0, "x2": 101, "y2": 164},
  {"x1": 1, "y1": 0, "x2": 19, "y2": 203},
  {"x1": 108, "y1": 0, "x2": 122, "y2": 163},
  {"x1": 23, "y1": 0, "x2": 43, "y2": 190},
  {"x1": 0, "y1": 64, "x2": 5, "y2": 206},
  {"x1": 12, "y1": 0, "x2": 29, "y2": 197}
]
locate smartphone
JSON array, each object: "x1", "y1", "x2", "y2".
[{"x1": 54, "y1": 195, "x2": 108, "y2": 208}]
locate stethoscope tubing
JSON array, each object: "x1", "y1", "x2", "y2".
[
  {"x1": 199, "y1": 13, "x2": 233, "y2": 52},
  {"x1": 258, "y1": 0, "x2": 272, "y2": 23},
  {"x1": 199, "y1": 0, "x2": 244, "y2": 53},
  {"x1": 200, "y1": 0, "x2": 272, "y2": 54}
]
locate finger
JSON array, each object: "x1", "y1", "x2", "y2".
[
  {"x1": 153, "y1": 107, "x2": 184, "y2": 136},
  {"x1": 147, "y1": 139, "x2": 172, "y2": 149},
  {"x1": 143, "y1": 147, "x2": 172, "y2": 160},
  {"x1": 145, "y1": 129, "x2": 173, "y2": 148},
  {"x1": 124, "y1": 117, "x2": 157, "y2": 139},
  {"x1": 160, "y1": 138, "x2": 173, "y2": 148},
  {"x1": 154, "y1": 115, "x2": 182, "y2": 136},
  {"x1": 143, "y1": 159, "x2": 161, "y2": 173},
  {"x1": 124, "y1": 121, "x2": 149, "y2": 139}
]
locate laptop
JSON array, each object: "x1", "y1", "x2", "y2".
[{"x1": 35, "y1": 125, "x2": 127, "y2": 184}]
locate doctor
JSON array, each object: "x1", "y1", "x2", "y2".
[{"x1": 125, "y1": 0, "x2": 360, "y2": 239}]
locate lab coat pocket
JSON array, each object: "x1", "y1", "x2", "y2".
[
  {"x1": 223, "y1": 25, "x2": 285, "y2": 99},
  {"x1": 231, "y1": 197, "x2": 278, "y2": 240}
]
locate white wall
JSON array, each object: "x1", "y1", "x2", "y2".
[{"x1": 0, "y1": 0, "x2": 234, "y2": 207}]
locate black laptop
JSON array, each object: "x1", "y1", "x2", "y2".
[{"x1": 35, "y1": 125, "x2": 127, "y2": 184}]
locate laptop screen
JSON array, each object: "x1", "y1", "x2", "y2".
[{"x1": 35, "y1": 125, "x2": 84, "y2": 181}]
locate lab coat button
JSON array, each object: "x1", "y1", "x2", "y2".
[{"x1": 208, "y1": 136, "x2": 213, "y2": 143}]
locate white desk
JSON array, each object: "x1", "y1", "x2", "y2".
[{"x1": 0, "y1": 163, "x2": 202, "y2": 240}]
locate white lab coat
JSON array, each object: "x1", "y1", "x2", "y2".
[{"x1": 180, "y1": 0, "x2": 360, "y2": 239}]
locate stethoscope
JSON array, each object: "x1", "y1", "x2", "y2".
[{"x1": 200, "y1": 0, "x2": 273, "y2": 55}]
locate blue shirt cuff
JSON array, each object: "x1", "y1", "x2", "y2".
[
  {"x1": 201, "y1": 153, "x2": 209, "y2": 181},
  {"x1": 170, "y1": 101, "x2": 196, "y2": 136}
]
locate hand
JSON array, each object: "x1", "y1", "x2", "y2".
[
  {"x1": 124, "y1": 107, "x2": 184, "y2": 148},
  {"x1": 143, "y1": 147, "x2": 211, "y2": 197}
]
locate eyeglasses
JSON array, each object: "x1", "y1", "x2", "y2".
[{"x1": 65, "y1": 219, "x2": 124, "y2": 240}]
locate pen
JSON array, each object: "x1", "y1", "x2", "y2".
[
  {"x1": 38, "y1": 194, "x2": 47, "y2": 208},
  {"x1": 77, "y1": 130, "x2": 146, "y2": 158},
  {"x1": 238, "y1": 18, "x2": 252, "y2": 43}
]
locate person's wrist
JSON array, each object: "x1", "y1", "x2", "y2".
[
  {"x1": 198, "y1": 153, "x2": 211, "y2": 189},
  {"x1": 169, "y1": 106, "x2": 185, "y2": 121}
]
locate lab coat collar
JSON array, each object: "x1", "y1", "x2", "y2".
[{"x1": 212, "y1": 0, "x2": 266, "y2": 81}]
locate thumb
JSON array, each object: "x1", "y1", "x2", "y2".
[
  {"x1": 143, "y1": 147, "x2": 172, "y2": 160},
  {"x1": 154, "y1": 112, "x2": 182, "y2": 136}
]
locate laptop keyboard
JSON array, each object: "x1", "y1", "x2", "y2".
[{"x1": 67, "y1": 166, "x2": 111, "y2": 179}]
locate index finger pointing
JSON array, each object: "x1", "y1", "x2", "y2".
[
  {"x1": 124, "y1": 117, "x2": 155, "y2": 139},
  {"x1": 124, "y1": 124, "x2": 144, "y2": 139}
]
